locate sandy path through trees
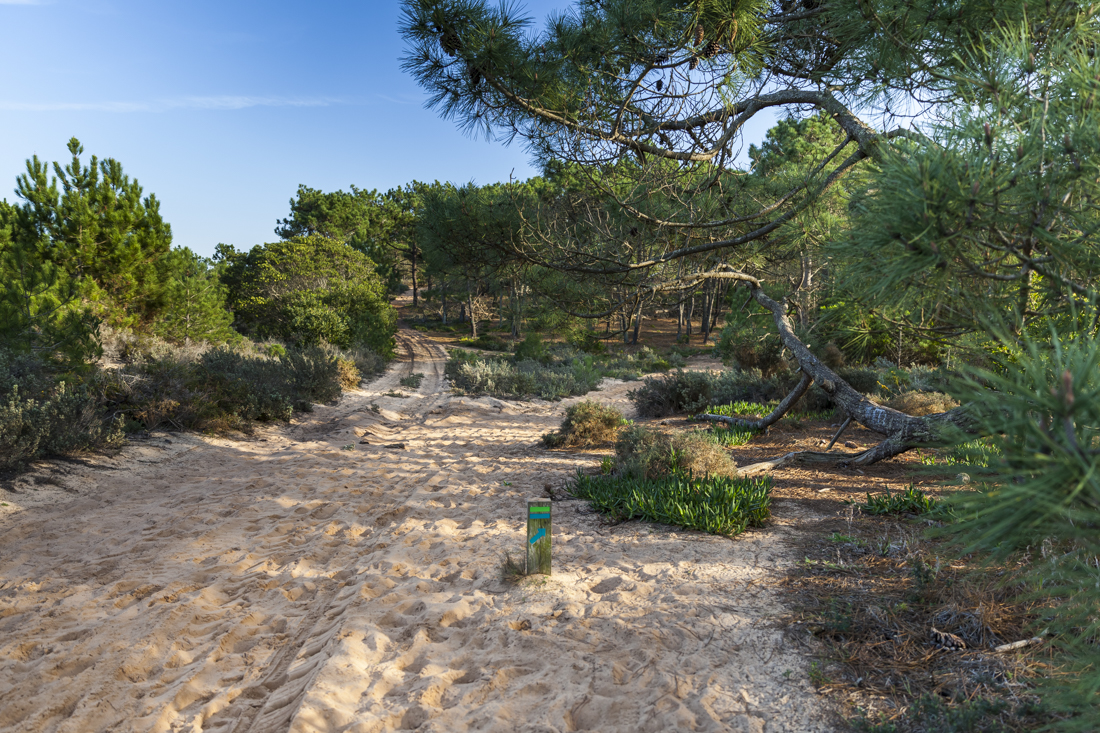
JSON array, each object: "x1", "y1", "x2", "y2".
[{"x1": 0, "y1": 329, "x2": 833, "y2": 733}]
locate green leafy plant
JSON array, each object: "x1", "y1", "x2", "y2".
[
  {"x1": 859, "y1": 485, "x2": 939, "y2": 516},
  {"x1": 399, "y1": 372, "x2": 424, "y2": 389},
  {"x1": 569, "y1": 470, "x2": 771, "y2": 536}
]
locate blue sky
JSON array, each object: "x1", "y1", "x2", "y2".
[{"x1": 0, "y1": 1, "x2": 774, "y2": 259}]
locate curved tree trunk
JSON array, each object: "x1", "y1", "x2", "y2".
[{"x1": 704, "y1": 284, "x2": 978, "y2": 467}]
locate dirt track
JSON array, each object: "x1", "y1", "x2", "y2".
[{"x1": 0, "y1": 329, "x2": 833, "y2": 733}]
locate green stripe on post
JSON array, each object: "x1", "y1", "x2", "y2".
[{"x1": 526, "y1": 498, "x2": 551, "y2": 575}]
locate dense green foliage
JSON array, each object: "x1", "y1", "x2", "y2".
[
  {"x1": 571, "y1": 470, "x2": 772, "y2": 536},
  {"x1": 216, "y1": 235, "x2": 397, "y2": 354},
  {"x1": 940, "y1": 327, "x2": 1100, "y2": 729}
]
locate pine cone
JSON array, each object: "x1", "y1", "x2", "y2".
[
  {"x1": 468, "y1": 63, "x2": 482, "y2": 86},
  {"x1": 694, "y1": 24, "x2": 704, "y2": 46},
  {"x1": 702, "y1": 40, "x2": 722, "y2": 59},
  {"x1": 930, "y1": 627, "x2": 966, "y2": 650},
  {"x1": 689, "y1": 55, "x2": 699, "y2": 70},
  {"x1": 656, "y1": 78, "x2": 664, "y2": 92}
]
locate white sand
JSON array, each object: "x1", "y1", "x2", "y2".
[{"x1": 0, "y1": 330, "x2": 834, "y2": 732}]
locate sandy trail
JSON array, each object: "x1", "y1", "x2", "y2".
[{"x1": 0, "y1": 329, "x2": 833, "y2": 733}]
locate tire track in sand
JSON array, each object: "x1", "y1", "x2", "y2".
[{"x1": 0, "y1": 328, "x2": 834, "y2": 733}]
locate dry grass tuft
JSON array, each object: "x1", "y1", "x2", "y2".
[
  {"x1": 335, "y1": 358, "x2": 362, "y2": 389},
  {"x1": 886, "y1": 391, "x2": 959, "y2": 416}
]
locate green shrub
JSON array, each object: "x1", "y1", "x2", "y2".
[
  {"x1": 399, "y1": 372, "x2": 424, "y2": 389},
  {"x1": 566, "y1": 327, "x2": 606, "y2": 354},
  {"x1": 570, "y1": 470, "x2": 772, "y2": 536},
  {"x1": 459, "y1": 333, "x2": 511, "y2": 352},
  {"x1": 345, "y1": 345, "x2": 386, "y2": 378},
  {"x1": 98, "y1": 344, "x2": 346, "y2": 431},
  {"x1": 630, "y1": 368, "x2": 821, "y2": 417},
  {"x1": 0, "y1": 350, "x2": 123, "y2": 471},
  {"x1": 514, "y1": 332, "x2": 548, "y2": 362},
  {"x1": 446, "y1": 350, "x2": 602, "y2": 401},
  {"x1": 835, "y1": 366, "x2": 883, "y2": 396},
  {"x1": 218, "y1": 235, "x2": 397, "y2": 355},
  {"x1": 541, "y1": 400, "x2": 624, "y2": 448}
]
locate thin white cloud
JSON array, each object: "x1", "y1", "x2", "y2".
[{"x1": 0, "y1": 95, "x2": 346, "y2": 113}]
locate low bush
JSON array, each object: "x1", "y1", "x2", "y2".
[
  {"x1": 448, "y1": 352, "x2": 601, "y2": 401},
  {"x1": 513, "y1": 332, "x2": 548, "y2": 362},
  {"x1": 446, "y1": 343, "x2": 685, "y2": 401},
  {"x1": 631, "y1": 368, "x2": 830, "y2": 417},
  {"x1": 541, "y1": 400, "x2": 624, "y2": 448},
  {"x1": 632, "y1": 364, "x2": 962, "y2": 419},
  {"x1": 885, "y1": 390, "x2": 959, "y2": 416},
  {"x1": 335, "y1": 358, "x2": 362, "y2": 389},
  {"x1": 570, "y1": 470, "x2": 772, "y2": 536},
  {"x1": 344, "y1": 346, "x2": 387, "y2": 379},
  {"x1": 614, "y1": 425, "x2": 738, "y2": 479},
  {"x1": 0, "y1": 350, "x2": 124, "y2": 471},
  {"x1": 399, "y1": 372, "x2": 425, "y2": 389},
  {"x1": 99, "y1": 343, "x2": 352, "y2": 432},
  {"x1": 459, "y1": 333, "x2": 511, "y2": 352},
  {"x1": 566, "y1": 327, "x2": 606, "y2": 354}
]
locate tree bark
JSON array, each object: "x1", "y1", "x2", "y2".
[
  {"x1": 702, "y1": 372, "x2": 812, "y2": 431},
  {"x1": 739, "y1": 284, "x2": 978, "y2": 465},
  {"x1": 411, "y1": 244, "x2": 419, "y2": 307}
]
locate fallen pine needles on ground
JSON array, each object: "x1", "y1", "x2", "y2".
[{"x1": 782, "y1": 508, "x2": 1053, "y2": 732}]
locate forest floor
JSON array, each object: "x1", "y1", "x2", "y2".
[{"x1": 0, "y1": 323, "x2": 961, "y2": 733}]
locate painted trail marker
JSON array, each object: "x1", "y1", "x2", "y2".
[{"x1": 526, "y1": 499, "x2": 551, "y2": 575}]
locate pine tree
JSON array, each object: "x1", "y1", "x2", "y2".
[
  {"x1": 153, "y1": 248, "x2": 237, "y2": 345},
  {"x1": 0, "y1": 200, "x2": 99, "y2": 364},
  {"x1": 14, "y1": 138, "x2": 175, "y2": 331}
]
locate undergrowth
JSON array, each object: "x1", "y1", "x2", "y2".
[
  {"x1": 446, "y1": 344, "x2": 683, "y2": 400},
  {"x1": 542, "y1": 400, "x2": 625, "y2": 448},
  {"x1": 1, "y1": 334, "x2": 388, "y2": 471},
  {"x1": 859, "y1": 484, "x2": 940, "y2": 516},
  {"x1": 570, "y1": 470, "x2": 772, "y2": 536}
]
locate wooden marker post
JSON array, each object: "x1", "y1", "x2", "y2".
[{"x1": 526, "y1": 499, "x2": 552, "y2": 575}]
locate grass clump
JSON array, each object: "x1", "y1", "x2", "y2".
[
  {"x1": 570, "y1": 470, "x2": 772, "y2": 536},
  {"x1": 615, "y1": 424, "x2": 738, "y2": 480},
  {"x1": 541, "y1": 400, "x2": 624, "y2": 448},
  {"x1": 859, "y1": 484, "x2": 939, "y2": 516},
  {"x1": 695, "y1": 424, "x2": 758, "y2": 447},
  {"x1": 399, "y1": 372, "x2": 424, "y2": 389}
]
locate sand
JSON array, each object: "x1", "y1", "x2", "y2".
[{"x1": 0, "y1": 329, "x2": 835, "y2": 733}]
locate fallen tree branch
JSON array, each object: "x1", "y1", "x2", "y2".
[
  {"x1": 699, "y1": 372, "x2": 812, "y2": 430},
  {"x1": 993, "y1": 637, "x2": 1044, "y2": 653}
]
